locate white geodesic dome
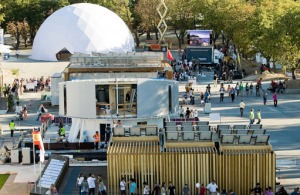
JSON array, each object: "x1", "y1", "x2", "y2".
[{"x1": 30, "y1": 3, "x2": 135, "y2": 61}]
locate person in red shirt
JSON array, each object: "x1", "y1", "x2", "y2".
[{"x1": 200, "y1": 183, "x2": 206, "y2": 195}]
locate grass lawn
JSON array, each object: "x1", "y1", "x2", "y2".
[{"x1": 0, "y1": 174, "x2": 10, "y2": 190}]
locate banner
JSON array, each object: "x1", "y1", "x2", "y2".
[{"x1": 167, "y1": 50, "x2": 174, "y2": 61}]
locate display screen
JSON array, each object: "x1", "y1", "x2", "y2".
[{"x1": 189, "y1": 30, "x2": 211, "y2": 46}]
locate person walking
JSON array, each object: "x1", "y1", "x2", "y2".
[
  {"x1": 9, "y1": 120, "x2": 15, "y2": 137},
  {"x1": 230, "y1": 87, "x2": 235, "y2": 102},
  {"x1": 239, "y1": 82, "x2": 244, "y2": 97},
  {"x1": 249, "y1": 109, "x2": 255, "y2": 124},
  {"x1": 182, "y1": 184, "x2": 190, "y2": 195},
  {"x1": 161, "y1": 182, "x2": 166, "y2": 195},
  {"x1": 204, "y1": 90, "x2": 210, "y2": 103},
  {"x1": 81, "y1": 176, "x2": 89, "y2": 195},
  {"x1": 200, "y1": 184, "x2": 206, "y2": 195},
  {"x1": 185, "y1": 107, "x2": 191, "y2": 119},
  {"x1": 213, "y1": 74, "x2": 218, "y2": 87},
  {"x1": 130, "y1": 178, "x2": 137, "y2": 195},
  {"x1": 219, "y1": 86, "x2": 225, "y2": 102},
  {"x1": 87, "y1": 174, "x2": 96, "y2": 195},
  {"x1": 190, "y1": 89, "x2": 195, "y2": 105},
  {"x1": 263, "y1": 91, "x2": 267, "y2": 105},
  {"x1": 98, "y1": 177, "x2": 107, "y2": 195},
  {"x1": 256, "y1": 84, "x2": 261, "y2": 97},
  {"x1": 179, "y1": 105, "x2": 184, "y2": 118},
  {"x1": 206, "y1": 180, "x2": 218, "y2": 195},
  {"x1": 50, "y1": 184, "x2": 58, "y2": 195},
  {"x1": 23, "y1": 105, "x2": 28, "y2": 120},
  {"x1": 245, "y1": 82, "x2": 249, "y2": 96},
  {"x1": 93, "y1": 131, "x2": 100, "y2": 150},
  {"x1": 256, "y1": 110, "x2": 262, "y2": 124},
  {"x1": 250, "y1": 83, "x2": 253, "y2": 95},
  {"x1": 76, "y1": 173, "x2": 84, "y2": 195},
  {"x1": 239, "y1": 100, "x2": 245, "y2": 117},
  {"x1": 120, "y1": 178, "x2": 126, "y2": 195},
  {"x1": 235, "y1": 83, "x2": 240, "y2": 97},
  {"x1": 143, "y1": 182, "x2": 150, "y2": 195},
  {"x1": 273, "y1": 92, "x2": 278, "y2": 107},
  {"x1": 168, "y1": 182, "x2": 176, "y2": 195}
]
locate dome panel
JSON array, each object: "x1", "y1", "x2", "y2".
[{"x1": 30, "y1": 3, "x2": 135, "y2": 61}]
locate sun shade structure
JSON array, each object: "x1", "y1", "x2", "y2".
[{"x1": 30, "y1": 3, "x2": 135, "y2": 61}]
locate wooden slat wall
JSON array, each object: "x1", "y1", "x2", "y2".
[
  {"x1": 216, "y1": 147, "x2": 276, "y2": 195},
  {"x1": 108, "y1": 141, "x2": 275, "y2": 195}
]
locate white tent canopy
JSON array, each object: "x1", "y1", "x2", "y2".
[{"x1": 30, "y1": 3, "x2": 135, "y2": 61}]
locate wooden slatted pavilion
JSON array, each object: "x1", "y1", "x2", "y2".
[
  {"x1": 163, "y1": 142, "x2": 217, "y2": 195},
  {"x1": 107, "y1": 125, "x2": 276, "y2": 195},
  {"x1": 107, "y1": 136, "x2": 161, "y2": 195},
  {"x1": 217, "y1": 145, "x2": 276, "y2": 195}
]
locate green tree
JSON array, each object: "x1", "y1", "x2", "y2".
[
  {"x1": 166, "y1": 0, "x2": 197, "y2": 48},
  {"x1": 0, "y1": 4, "x2": 4, "y2": 23},
  {"x1": 6, "y1": 19, "x2": 29, "y2": 49},
  {"x1": 248, "y1": 0, "x2": 295, "y2": 71},
  {"x1": 275, "y1": 5, "x2": 300, "y2": 79},
  {"x1": 135, "y1": 0, "x2": 160, "y2": 40},
  {"x1": 1, "y1": 0, "x2": 68, "y2": 45}
]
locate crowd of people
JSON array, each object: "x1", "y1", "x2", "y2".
[
  {"x1": 116, "y1": 179, "x2": 237, "y2": 195},
  {"x1": 76, "y1": 173, "x2": 106, "y2": 195},
  {"x1": 2, "y1": 76, "x2": 51, "y2": 98}
]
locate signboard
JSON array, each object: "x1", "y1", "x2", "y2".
[
  {"x1": 188, "y1": 30, "x2": 212, "y2": 46},
  {"x1": 186, "y1": 47, "x2": 213, "y2": 64},
  {"x1": 0, "y1": 29, "x2": 3, "y2": 45}
]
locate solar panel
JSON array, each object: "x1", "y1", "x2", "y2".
[
  {"x1": 255, "y1": 134, "x2": 270, "y2": 145},
  {"x1": 199, "y1": 131, "x2": 212, "y2": 141},
  {"x1": 249, "y1": 124, "x2": 262, "y2": 129},
  {"x1": 198, "y1": 125, "x2": 210, "y2": 131},
  {"x1": 146, "y1": 127, "x2": 157, "y2": 136},
  {"x1": 221, "y1": 134, "x2": 234, "y2": 144},
  {"x1": 252, "y1": 129, "x2": 266, "y2": 135},
  {"x1": 238, "y1": 135, "x2": 252, "y2": 144},
  {"x1": 236, "y1": 129, "x2": 249, "y2": 135},
  {"x1": 166, "y1": 131, "x2": 178, "y2": 140},
  {"x1": 130, "y1": 127, "x2": 141, "y2": 136},
  {"x1": 198, "y1": 121, "x2": 209, "y2": 125},
  {"x1": 219, "y1": 129, "x2": 232, "y2": 137},
  {"x1": 182, "y1": 126, "x2": 194, "y2": 131},
  {"x1": 233, "y1": 125, "x2": 247, "y2": 129},
  {"x1": 113, "y1": 127, "x2": 125, "y2": 136},
  {"x1": 183, "y1": 132, "x2": 195, "y2": 140}
]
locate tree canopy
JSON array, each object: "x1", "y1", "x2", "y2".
[{"x1": 1, "y1": 0, "x2": 300, "y2": 74}]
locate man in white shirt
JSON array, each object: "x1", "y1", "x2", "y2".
[
  {"x1": 206, "y1": 180, "x2": 218, "y2": 195},
  {"x1": 120, "y1": 178, "x2": 126, "y2": 195},
  {"x1": 179, "y1": 105, "x2": 184, "y2": 118},
  {"x1": 239, "y1": 100, "x2": 246, "y2": 117},
  {"x1": 87, "y1": 173, "x2": 96, "y2": 195}
]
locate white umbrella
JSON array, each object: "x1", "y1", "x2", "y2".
[{"x1": 0, "y1": 44, "x2": 11, "y2": 53}]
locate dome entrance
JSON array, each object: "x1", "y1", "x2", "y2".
[{"x1": 56, "y1": 48, "x2": 71, "y2": 61}]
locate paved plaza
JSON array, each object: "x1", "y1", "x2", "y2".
[{"x1": 0, "y1": 54, "x2": 299, "y2": 193}]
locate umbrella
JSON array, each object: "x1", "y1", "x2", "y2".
[{"x1": 0, "y1": 44, "x2": 11, "y2": 53}]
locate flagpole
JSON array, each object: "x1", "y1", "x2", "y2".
[
  {"x1": 39, "y1": 161, "x2": 42, "y2": 194},
  {"x1": 33, "y1": 140, "x2": 36, "y2": 193}
]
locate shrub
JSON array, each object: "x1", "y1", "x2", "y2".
[{"x1": 11, "y1": 69, "x2": 19, "y2": 76}]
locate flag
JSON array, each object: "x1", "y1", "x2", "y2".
[
  {"x1": 32, "y1": 129, "x2": 45, "y2": 163},
  {"x1": 167, "y1": 49, "x2": 174, "y2": 61}
]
